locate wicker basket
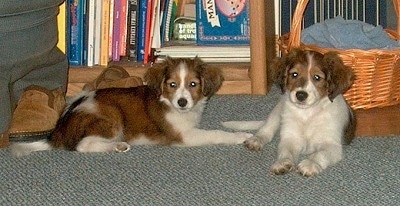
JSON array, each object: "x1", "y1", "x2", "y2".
[{"x1": 278, "y1": 0, "x2": 400, "y2": 109}]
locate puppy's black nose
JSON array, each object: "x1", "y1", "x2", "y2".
[
  {"x1": 296, "y1": 91, "x2": 308, "y2": 102},
  {"x1": 177, "y1": 98, "x2": 188, "y2": 107}
]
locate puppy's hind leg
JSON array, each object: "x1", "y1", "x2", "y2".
[
  {"x1": 73, "y1": 114, "x2": 130, "y2": 153},
  {"x1": 76, "y1": 136, "x2": 131, "y2": 153}
]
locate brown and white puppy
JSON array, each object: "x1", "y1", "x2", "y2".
[
  {"x1": 223, "y1": 49, "x2": 356, "y2": 176},
  {"x1": 11, "y1": 57, "x2": 251, "y2": 156}
]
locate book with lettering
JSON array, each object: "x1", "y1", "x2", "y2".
[
  {"x1": 143, "y1": 0, "x2": 153, "y2": 63},
  {"x1": 137, "y1": 0, "x2": 149, "y2": 62},
  {"x1": 93, "y1": 0, "x2": 103, "y2": 65},
  {"x1": 66, "y1": 0, "x2": 87, "y2": 66},
  {"x1": 86, "y1": 0, "x2": 95, "y2": 66},
  {"x1": 196, "y1": 0, "x2": 250, "y2": 45},
  {"x1": 112, "y1": 0, "x2": 122, "y2": 61},
  {"x1": 126, "y1": 0, "x2": 139, "y2": 61},
  {"x1": 119, "y1": 0, "x2": 128, "y2": 56},
  {"x1": 100, "y1": 0, "x2": 111, "y2": 66}
]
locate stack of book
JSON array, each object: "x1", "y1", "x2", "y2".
[{"x1": 65, "y1": 0, "x2": 251, "y2": 66}]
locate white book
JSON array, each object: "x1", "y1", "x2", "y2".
[
  {"x1": 87, "y1": 0, "x2": 96, "y2": 66},
  {"x1": 151, "y1": 0, "x2": 161, "y2": 49},
  {"x1": 94, "y1": 0, "x2": 102, "y2": 65}
]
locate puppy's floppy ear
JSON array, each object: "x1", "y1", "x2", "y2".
[
  {"x1": 323, "y1": 52, "x2": 355, "y2": 101},
  {"x1": 273, "y1": 49, "x2": 301, "y2": 93},
  {"x1": 195, "y1": 57, "x2": 224, "y2": 97},
  {"x1": 144, "y1": 57, "x2": 173, "y2": 94}
]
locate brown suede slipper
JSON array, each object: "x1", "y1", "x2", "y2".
[
  {"x1": 0, "y1": 133, "x2": 9, "y2": 148},
  {"x1": 82, "y1": 65, "x2": 143, "y2": 91},
  {"x1": 8, "y1": 85, "x2": 65, "y2": 140}
]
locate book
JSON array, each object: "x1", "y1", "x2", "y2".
[
  {"x1": 172, "y1": 16, "x2": 196, "y2": 41},
  {"x1": 150, "y1": 0, "x2": 161, "y2": 50},
  {"x1": 57, "y1": 2, "x2": 66, "y2": 53},
  {"x1": 93, "y1": 0, "x2": 103, "y2": 65},
  {"x1": 66, "y1": 0, "x2": 87, "y2": 66},
  {"x1": 137, "y1": 0, "x2": 149, "y2": 62},
  {"x1": 160, "y1": 0, "x2": 170, "y2": 45},
  {"x1": 126, "y1": 0, "x2": 139, "y2": 61},
  {"x1": 119, "y1": 0, "x2": 128, "y2": 56},
  {"x1": 164, "y1": 0, "x2": 177, "y2": 42},
  {"x1": 112, "y1": 0, "x2": 122, "y2": 61},
  {"x1": 143, "y1": 0, "x2": 153, "y2": 63},
  {"x1": 86, "y1": 0, "x2": 95, "y2": 66},
  {"x1": 196, "y1": 0, "x2": 250, "y2": 45},
  {"x1": 100, "y1": 0, "x2": 111, "y2": 66}
]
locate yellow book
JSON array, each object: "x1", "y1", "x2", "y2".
[
  {"x1": 100, "y1": 0, "x2": 111, "y2": 66},
  {"x1": 100, "y1": 0, "x2": 112, "y2": 66},
  {"x1": 57, "y1": 2, "x2": 66, "y2": 53}
]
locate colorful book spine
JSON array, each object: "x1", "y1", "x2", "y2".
[
  {"x1": 119, "y1": 0, "x2": 128, "y2": 56},
  {"x1": 108, "y1": 0, "x2": 115, "y2": 59},
  {"x1": 160, "y1": 0, "x2": 170, "y2": 45},
  {"x1": 143, "y1": 0, "x2": 153, "y2": 63},
  {"x1": 137, "y1": 0, "x2": 149, "y2": 62},
  {"x1": 86, "y1": 0, "x2": 95, "y2": 66},
  {"x1": 93, "y1": 0, "x2": 103, "y2": 65},
  {"x1": 126, "y1": 0, "x2": 139, "y2": 61},
  {"x1": 112, "y1": 0, "x2": 122, "y2": 61},
  {"x1": 100, "y1": 0, "x2": 111, "y2": 66},
  {"x1": 67, "y1": 0, "x2": 86, "y2": 66}
]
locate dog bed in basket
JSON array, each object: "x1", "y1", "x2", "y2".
[{"x1": 278, "y1": 0, "x2": 400, "y2": 109}]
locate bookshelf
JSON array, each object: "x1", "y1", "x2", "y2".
[
  {"x1": 65, "y1": 1, "x2": 400, "y2": 137},
  {"x1": 66, "y1": 1, "x2": 275, "y2": 97}
]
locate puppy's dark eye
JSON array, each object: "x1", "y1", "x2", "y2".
[
  {"x1": 291, "y1": 72, "x2": 298, "y2": 78},
  {"x1": 189, "y1": 82, "x2": 197, "y2": 87},
  {"x1": 313, "y1": 75, "x2": 321, "y2": 81},
  {"x1": 169, "y1": 82, "x2": 177, "y2": 88}
]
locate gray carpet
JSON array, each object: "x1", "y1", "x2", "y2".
[{"x1": 1, "y1": 87, "x2": 399, "y2": 205}]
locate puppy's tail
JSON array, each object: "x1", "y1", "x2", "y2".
[
  {"x1": 10, "y1": 140, "x2": 52, "y2": 157},
  {"x1": 221, "y1": 121, "x2": 265, "y2": 131}
]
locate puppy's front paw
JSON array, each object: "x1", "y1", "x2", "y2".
[
  {"x1": 114, "y1": 142, "x2": 131, "y2": 153},
  {"x1": 234, "y1": 132, "x2": 253, "y2": 144},
  {"x1": 270, "y1": 159, "x2": 294, "y2": 175},
  {"x1": 297, "y1": 159, "x2": 322, "y2": 177},
  {"x1": 244, "y1": 136, "x2": 263, "y2": 151}
]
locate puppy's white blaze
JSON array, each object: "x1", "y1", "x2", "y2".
[
  {"x1": 289, "y1": 66, "x2": 320, "y2": 108},
  {"x1": 10, "y1": 140, "x2": 52, "y2": 157},
  {"x1": 172, "y1": 63, "x2": 194, "y2": 110},
  {"x1": 303, "y1": 81, "x2": 320, "y2": 106}
]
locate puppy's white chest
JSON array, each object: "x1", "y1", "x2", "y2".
[{"x1": 165, "y1": 111, "x2": 200, "y2": 132}]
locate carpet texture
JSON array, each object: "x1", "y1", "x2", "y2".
[{"x1": 1, "y1": 87, "x2": 399, "y2": 205}]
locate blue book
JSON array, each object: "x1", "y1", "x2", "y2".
[
  {"x1": 160, "y1": 0, "x2": 169, "y2": 46},
  {"x1": 137, "y1": 0, "x2": 149, "y2": 62},
  {"x1": 67, "y1": 0, "x2": 87, "y2": 66},
  {"x1": 196, "y1": 0, "x2": 250, "y2": 45}
]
